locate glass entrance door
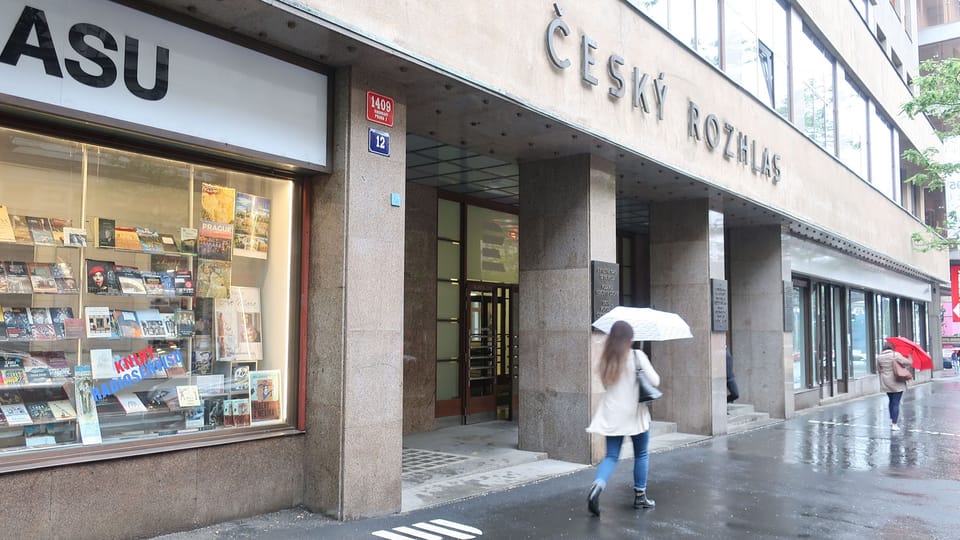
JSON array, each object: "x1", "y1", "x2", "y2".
[
  {"x1": 463, "y1": 283, "x2": 517, "y2": 423},
  {"x1": 814, "y1": 283, "x2": 847, "y2": 397}
]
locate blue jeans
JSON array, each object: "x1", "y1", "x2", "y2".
[
  {"x1": 592, "y1": 431, "x2": 650, "y2": 492},
  {"x1": 887, "y1": 391, "x2": 903, "y2": 424}
]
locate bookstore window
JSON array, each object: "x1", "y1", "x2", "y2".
[{"x1": 0, "y1": 126, "x2": 299, "y2": 456}]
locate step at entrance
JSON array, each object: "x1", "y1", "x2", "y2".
[{"x1": 727, "y1": 402, "x2": 772, "y2": 434}]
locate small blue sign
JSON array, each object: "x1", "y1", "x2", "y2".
[
  {"x1": 390, "y1": 193, "x2": 402, "y2": 207},
  {"x1": 369, "y1": 128, "x2": 390, "y2": 157}
]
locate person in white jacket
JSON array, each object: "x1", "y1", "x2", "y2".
[{"x1": 586, "y1": 320, "x2": 660, "y2": 516}]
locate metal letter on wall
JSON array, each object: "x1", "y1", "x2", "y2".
[
  {"x1": 591, "y1": 261, "x2": 620, "y2": 322},
  {"x1": 783, "y1": 280, "x2": 794, "y2": 333},
  {"x1": 711, "y1": 278, "x2": 729, "y2": 333}
]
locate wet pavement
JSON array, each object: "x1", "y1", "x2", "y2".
[{"x1": 156, "y1": 377, "x2": 960, "y2": 539}]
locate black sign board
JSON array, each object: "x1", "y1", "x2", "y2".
[
  {"x1": 711, "y1": 278, "x2": 729, "y2": 333},
  {"x1": 591, "y1": 261, "x2": 620, "y2": 322}
]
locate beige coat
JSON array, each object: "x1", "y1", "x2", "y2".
[
  {"x1": 877, "y1": 349, "x2": 912, "y2": 393},
  {"x1": 586, "y1": 350, "x2": 660, "y2": 436}
]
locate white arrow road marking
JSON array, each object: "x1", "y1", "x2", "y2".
[
  {"x1": 429, "y1": 520, "x2": 483, "y2": 535},
  {"x1": 412, "y1": 522, "x2": 476, "y2": 539},
  {"x1": 392, "y1": 526, "x2": 443, "y2": 540}
]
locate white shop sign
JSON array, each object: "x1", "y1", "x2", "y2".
[{"x1": 0, "y1": 0, "x2": 328, "y2": 167}]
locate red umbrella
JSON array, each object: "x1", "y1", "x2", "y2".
[{"x1": 886, "y1": 336, "x2": 933, "y2": 370}]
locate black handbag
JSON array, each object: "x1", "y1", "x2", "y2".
[{"x1": 635, "y1": 351, "x2": 662, "y2": 402}]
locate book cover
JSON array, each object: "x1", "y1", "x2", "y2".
[
  {"x1": 197, "y1": 260, "x2": 231, "y2": 299},
  {"x1": 249, "y1": 369, "x2": 281, "y2": 422},
  {"x1": 160, "y1": 349, "x2": 186, "y2": 376},
  {"x1": 184, "y1": 404, "x2": 204, "y2": 429},
  {"x1": 135, "y1": 227, "x2": 164, "y2": 253},
  {"x1": 115, "y1": 391, "x2": 148, "y2": 413},
  {"x1": 194, "y1": 298, "x2": 214, "y2": 336},
  {"x1": 0, "y1": 263, "x2": 6, "y2": 293},
  {"x1": 27, "y1": 263, "x2": 58, "y2": 293},
  {"x1": 48, "y1": 307, "x2": 75, "y2": 338},
  {"x1": 136, "y1": 309, "x2": 167, "y2": 339},
  {"x1": 93, "y1": 393, "x2": 124, "y2": 415},
  {"x1": 134, "y1": 389, "x2": 172, "y2": 411},
  {"x1": 215, "y1": 286, "x2": 262, "y2": 361},
  {"x1": 179, "y1": 227, "x2": 198, "y2": 254},
  {"x1": 26, "y1": 401, "x2": 56, "y2": 423},
  {"x1": 4, "y1": 261, "x2": 33, "y2": 293},
  {"x1": 159, "y1": 233, "x2": 179, "y2": 253},
  {"x1": 114, "y1": 226, "x2": 141, "y2": 251},
  {"x1": 74, "y1": 365, "x2": 102, "y2": 444},
  {"x1": 234, "y1": 397, "x2": 251, "y2": 426},
  {"x1": 53, "y1": 262, "x2": 80, "y2": 293},
  {"x1": 2, "y1": 306, "x2": 31, "y2": 339},
  {"x1": 176, "y1": 385, "x2": 201, "y2": 407},
  {"x1": 0, "y1": 204, "x2": 16, "y2": 242},
  {"x1": 49, "y1": 217, "x2": 71, "y2": 245},
  {"x1": 47, "y1": 399, "x2": 77, "y2": 420},
  {"x1": 174, "y1": 270, "x2": 195, "y2": 297},
  {"x1": 0, "y1": 389, "x2": 22, "y2": 403},
  {"x1": 25, "y1": 216, "x2": 55, "y2": 245},
  {"x1": 10, "y1": 215, "x2": 32, "y2": 243},
  {"x1": 234, "y1": 192, "x2": 271, "y2": 259},
  {"x1": 231, "y1": 362, "x2": 254, "y2": 392},
  {"x1": 112, "y1": 309, "x2": 142, "y2": 338},
  {"x1": 197, "y1": 233, "x2": 233, "y2": 261},
  {"x1": 22, "y1": 356, "x2": 50, "y2": 383},
  {"x1": 89, "y1": 348, "x2": 115, "y2": 379},
  {"x1": 192, "y1": 335, "x2": 213, "y2": 375},
  {"x1": 158, "y1": 270, "x2": 176, "y2": 297},
  {"x1": 175, "y1": 309, "x2": 195, "y2": 337},
  {"x1": 222, "y1": 398, "x2": 235, "y2": 427},
  {"x1": 86, "y1": 260, "x2": 120, "y2": 294},
  {"x1": 85, "y1": 307, "x2": 114, "y2": 339},
  {"x1": 94, "y1": 217, "x2": 116, "y2": 248},
  {"x1": 0, "y1": 367, "x2": 26, "y2": 385},
  {"x1": 160, "y1": 312, "x2": 177, "y2": 339},
  {"x1": 63, "y1": 317, "x2": 85, "y2": 339},
  {"x1": 23, "y1": 424, "x2": 56, "y2": 447},
  {"x1": 202, "y1": 397, "x2": 224, "y2": 427},
  {"x1": 140, "y1": 271, "x2": 165, "y2": 296},
  {"x1": 195, "y1": 374, "x2": 224, "y2": 396},
  {"x1": 63, "y1": 226, "x2": 88, "y2": 247},
  {"x1": 200, "y1": 182, "x2": 237, "y2": 224},
  {"x1": 1, "y1": 402, "x2": 33, "y2": 425},
  {"x1": 114, "y1": 265, "x2": 146, "y2": 295},
  {"x1": 38, "y1": 351, "x2": 71, "y2": 378}
]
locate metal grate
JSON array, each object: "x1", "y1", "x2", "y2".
[{"x1": 402, "y1": 448, "x2": 471, "y2": 475}]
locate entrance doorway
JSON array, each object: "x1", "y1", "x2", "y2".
[
  {"x1": 813, "y1": 283, "x2": 847, "y2": 398},
  {"x1": 463, "y1": 283, "x2": 518, "y2": 424}
]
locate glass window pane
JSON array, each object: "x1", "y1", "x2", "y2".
[
  {"x1": 437, "y1": 240, "x2": 460, "y2": 280},
  {"x1": 849, "y1": 290, "x2": 869, "y2": 378},
  {"x1": 438, "y1": 198, "x2": 460, "y2": 240},
  {"x1": 794, "y1": 26, "x2": 836, "y2": 151},
  {"x1": 869, "y1": 106, "x2": 895, "y2": 200},
  {"x1": 436, "y1": 360, "x2": 459, "y2": 400},
  {"x1": 437, "y1": 281, "x2": 460, "y2": 320},
  {"x1": 696, "y1": 0, "x2": 720, "y2": 67},
  {"x1": 793, "y1": 285, "x2": 808, "y2": 389},
  {"x1": 465, "y1": 206, "x2": 519, "y2": 284},
  {"x1": 838, "y1": 77, "x2": 868, "y2": 178},
  {"x1": 437, "y1": 321, "x2": 459, "y2": 359}
]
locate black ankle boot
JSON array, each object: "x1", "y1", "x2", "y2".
[
  {"x1": 587, "y1": 483, "x2": 602, "y2": 516},
  {"x1": 634, "y1": 490, "x2": 655, "y2": 509}
]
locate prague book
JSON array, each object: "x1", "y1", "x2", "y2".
[{"x1": 197, "y1": 260, "x2": 231, "y2": 299}]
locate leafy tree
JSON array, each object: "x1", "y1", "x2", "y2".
[{"x1": 902, "y1": 57, "x2": 960, "y2": 251}]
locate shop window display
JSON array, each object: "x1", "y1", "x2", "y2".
[{"x1": 0, "y1": 127, "x2": 298, "y2": 454}]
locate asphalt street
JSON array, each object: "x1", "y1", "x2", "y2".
[{"x1": 158, "y1": 378, "x2": 960, "y2": 539}]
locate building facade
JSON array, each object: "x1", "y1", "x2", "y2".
[{"x1": 0, "y1": 0, "x2": 948, "y2": 537}]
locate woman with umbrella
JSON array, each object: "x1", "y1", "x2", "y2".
[
  {"x1": 877, "y1": 341, "x2": 913, "y2": 432},
  {"x1": 586, "y1": 320, "x2": 659, "y2": 516}
]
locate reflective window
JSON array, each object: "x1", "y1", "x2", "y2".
[
  {"x1": 723, "y1": 0, "x2": 789, "y2": 116},
  {"x1": 852, "y1": 0, "x2": 868, "y2": 22},
  {"x1": 918, "y1": 0, "x2": 960, "y2": 27},
  {"x1": 792, "y1": 284, "x2": 809, "y2": 389},
  {"x1": 838, "y1": 76, "x2": 869, "y2": 178},
  {"x1": 876, "y1": 295, "x2": 895, "y2": 351},
  {"x1": 920, "y1": 38, "x2": 960, "y2": 61},
  {"x1": 869, "y1": 106, "x2": 896, "y2": 201},
  {"x1": 630, "y1": 0, "x2": 721, "y2": 67},
  {"x1": 794, "y1": 25, "x2": 836, "y2": 152},
  {"x1": 849, "y1": 290, "x2": 870, "y2": 378}
]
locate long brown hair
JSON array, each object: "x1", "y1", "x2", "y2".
[{"x1": 599, "y1": 321, "x2": 634, "y2": 386}]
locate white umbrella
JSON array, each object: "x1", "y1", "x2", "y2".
[{"x1": 592, "y1": 306, "x2": 693, "y2": 341}]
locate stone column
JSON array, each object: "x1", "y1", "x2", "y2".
[
  {"x1": 728, "y1": 226, "x2": 792, "y2": 419},
  {"x1": 518, "y1": 154, "x2": 616, "y2": 464},
  {"x1": 304, "y1": 66, "x2": 406, "y2": 518},
  {"x1": 649, "y1": 201, "x2": 725, "y2": 435}
]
